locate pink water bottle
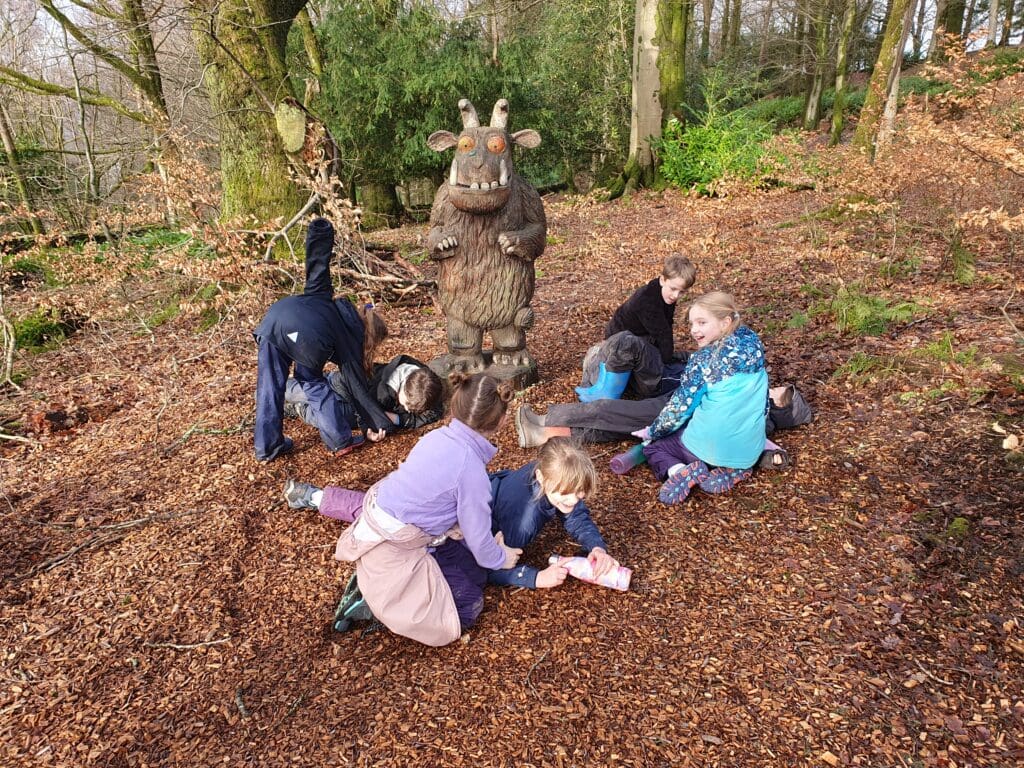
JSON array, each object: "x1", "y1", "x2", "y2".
[
  {"x1": 548, "y1": 555, "x2": 632, "y2": 591},
  {"x1": 609, "y1": 443, "x2": 647, "y2": 475}
]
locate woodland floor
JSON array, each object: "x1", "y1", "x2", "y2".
[{"x1": 3, "y1": 83, "x2": 1024, "y2": 768}]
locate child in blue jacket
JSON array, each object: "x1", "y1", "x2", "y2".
[
  {"x1": 635, "y1": 291, "x2": 768, "y2": 504},
  {"x1": 284, "y1": 438, "x2": 619, "y2": 590},
  {"x1": 488, "y1": 438, "x2": 619, "y2": 589}
]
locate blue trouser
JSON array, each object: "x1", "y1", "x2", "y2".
[
  {"x1": 255, "y1": 339, "x2": 356, "y2": 460},
  {"x1": 431, "y1": 540, "x2": 488, "y2": 631}
]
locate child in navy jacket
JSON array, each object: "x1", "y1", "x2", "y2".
[
  {"x1": 253, "y1": 218, "x2": 392, "y2": 460},
  {"x1": 488, "y1": 439, "x2": 618, "y2": 589}
]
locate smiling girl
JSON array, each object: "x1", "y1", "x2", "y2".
[{"x1": 634, "y1": 292, "x2": 769, "y2": 505}]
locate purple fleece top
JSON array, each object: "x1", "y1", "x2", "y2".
[{"x1": 375, "y1": 419, "x2": 505, "y2": 570}]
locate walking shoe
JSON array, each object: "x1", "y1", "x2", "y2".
[
  {"x1": 333, "y1": 434, "x2": 366, "y2": 457},
  {"x1": 657, "y1": 460, "x2": 709, "y2": 505},
  {"x1": 283, "y1": 478, "x2": 321, "y2": 509},
  {"x1": 333, "y1": 574, "x2": 374, "y2": 632},
  {"x1": 515, "y1": 405, "x2": 547, "y2": 449},
  {"x1": 283, "y1": 401, "x2": 300, "y2": 419}
]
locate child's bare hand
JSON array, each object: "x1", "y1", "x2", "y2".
[
  {"x1": 535, "y1": 564, "x2": 567, "y2": 589},
  {"x1": 495, "y1": 531, "x2": 522, "y2": 570},
  {"x1": 588, "y1": 547, "x2": 618, "y2": 579},
  {"x1": 366, "y1": 428, "x2": 387, "y2": 442},
  {"x1": 631, "y1": 427, "x2": 652, "y2": 443}
]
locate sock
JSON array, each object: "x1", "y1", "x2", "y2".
[
  {"x1": 311, "y1": 490, "x2": 324, "y2": 508},
  {"x1": 666, "y1": 462, "x2": 685, "y2": 478}
]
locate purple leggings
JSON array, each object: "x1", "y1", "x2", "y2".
[
  {"x1": 642, "y1": 436, "x2": 705, "y2": 480},
  {"x1": 319, "y1": 486, "x2": 487, "y2": 630}
]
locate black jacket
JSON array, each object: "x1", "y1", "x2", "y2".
[
  {"x1": 370, "y1": 355, "x2": 443, "y2": 430},
  {"x1": 604, "y1": 278, "x2": 677, "y2": 364}
]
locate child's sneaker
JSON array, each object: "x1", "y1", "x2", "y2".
[
  {"x1": 657, "y1": 460, "x2": 709, "y2": 505},
  {"x1": 283, "y1": 478, "x2": 320, "y2": 509},
  {"x1": 333, "y1": 574, "x2": 374, "y2": 632},
  {"x1": 334, "y1": 434, "x2": 366, "y2": 457}
]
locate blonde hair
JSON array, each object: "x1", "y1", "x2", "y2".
[
  {"x1": 534, "y1": 438, "x2": 598, "y2": 498},
  {"x1": 447, "y1": 373, "x2": 513, "y2": 433},
  {"x1": 662, "y1": 253, "x2": 697, "y2": 288},
  {"x1": 689, "y1": 291, "x2": 742, "y2": 337}
]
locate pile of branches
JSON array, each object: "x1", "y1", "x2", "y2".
[{"x1": 267, "y1": 98, "x2": 436, "y2": 306}]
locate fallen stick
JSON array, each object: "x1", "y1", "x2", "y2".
[{"x1": 145, "y1": 637, "x2": 232, "y2": 651}]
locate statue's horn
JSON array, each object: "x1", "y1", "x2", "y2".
[
  {"x1": 490, "y1": 99, "x2": 509, "y2": 129},
  {"x1": 458, "y1": 99, "x2": 480, "y2": 129}
]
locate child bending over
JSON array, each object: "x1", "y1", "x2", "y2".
[
  {"x1": 576, "y1": 253, "x2": 697, "y2": 402},
  {"x1": 634, "y1": 291, "x2": 768, "y2": 505},
  {"x1": 321, "y1": 373, "x2": 522, "y2": 646}
]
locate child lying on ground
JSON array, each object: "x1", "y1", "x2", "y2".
[{"x1": 285, "y1": 353, "x2": 444, "y2": 432}]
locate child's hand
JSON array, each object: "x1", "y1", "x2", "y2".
[
  {"x1": 631, "y1": 427, "x2": 652, "y2": 443},
  {"x1": 366, "y1": 428, "x2": 387, "y2": 442},
  {"x1": 535, "y1": 564, "x2": 568, "y2": 589},
  {"x1": 495, "y1": 531, "x2": 522, "y2": 570},
  {"x1": 588, "y1": 547, "x2": 618, "y2": 579}
]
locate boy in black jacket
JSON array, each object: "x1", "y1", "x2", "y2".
[{"x1": 576, "y1": 253, "x2": 697, "y2": 402}]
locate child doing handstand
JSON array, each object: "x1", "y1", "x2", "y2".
[
  {"x1": 576, "y1": 253, "x2": 697, "y2": 402},
  {"x1": 322, "y1": 373, "x2": 522, "y2": 646},
  {"x1": 634, "y1": 291, "x2": 768, "y2": 505}
]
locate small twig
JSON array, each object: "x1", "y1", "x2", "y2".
[
  {"x1": 334, "y1": 267, "x2": 435, "y2": 287},
  {"x1": 914, "y1": 658, "x2": 954, "y2": 686},
  {"x1": 161, "y1": 416, "x2": 253, "y2": 457},
  {"x1": 524, "y1": 649, "x2": 548, "y2": 699},
  {"x1": 15, "y1": 531, "x2": 128, "y2": 581},
  {"x1": 145, "y1": 637, "x2": 232, "y2": 651},
  {"x1": 0, "y1": 430, "x2": 40, "y2": 447},
  {"x1": 999, "y1": 289, "x2": 1023, "y2": 341},
  {"x1": 263, "y1": 194, "x2": 320, "y2": 262}
]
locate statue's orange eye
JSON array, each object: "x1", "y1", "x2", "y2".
[
  {"x1": 487, "y1": 135, "x2": 506, "y2": 154},
  {"x1": 457, "y1": 136, "x2": 476, "y2": 152}
]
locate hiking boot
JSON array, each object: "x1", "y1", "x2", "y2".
[
  {"x1": 283, "y1": 478, "x2": 321, "y2": 509},
  {"x1": 515, "y1": 405, "x2": 547, "y2": 449},
  {"x1": 333, "y1": 574, "x2": 374, "y2": 632},
  {"x1": 657, "y1": 460, "x2": 709, "y2": 505}
]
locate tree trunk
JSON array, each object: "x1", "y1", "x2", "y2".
[
  {"x1": 803, "y1": 0, "x2": 832, "y2": 130},
  {"x1": 0, "y1": 98, "x2": 44, "y2": 234},
  {"x1": 854, "y1": 0, "x2": 916, "y2": 158},
  {"x1": 1000, "y1": 0, "x2": 1016, "y2": 43},
  {"x1": 987, "y1": 0, "x2": 1000, "y2": 44},
  {"x1": 911, "y1": 0, "x2": 927, "y2": 58},
  {"x1": 721, "y1": 0, "x2": 732, "y2": 54},
  {"x1": 359, "y1": 182, "x2": 402, "y2": 230},
  {"x1": 701, "y1": 0, "x2": 713, "y2": 64},
  {"x1": 659, "y1": 0, "x2": 692, "y2": 123},
  {"x1": 758, "y1": 0, "x2": 774, "y2": 66},
  {"x1": 611, "y1": 0, "x2": 663, "y2": 198},
  {"x1": 830, "y1": 0, "x2": 858, "y2": 146},
  {"x1": 190, "y1": 0, "x2": 307, "y2": 226},
  {"x1": 963, "y1": 0, "x2": 978, "y2": 37},
  {"x1": 943, "y1": 0, "x2": 967, "y2": 38},
  {"x1": 929, "y1": 0, "x2": 951, "y2": 58},
  {"x1": 728, "y1": 0, "x2": 742, "y2": 47}
]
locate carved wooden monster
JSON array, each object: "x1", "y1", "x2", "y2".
[{"x1": 426, "y1": 98, "x2": 546, "y2": 372}]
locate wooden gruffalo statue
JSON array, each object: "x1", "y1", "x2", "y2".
[{"x1": 426, "y1": 98, "x2": 546, "y2": 379}]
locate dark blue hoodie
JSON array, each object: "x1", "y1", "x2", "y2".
[{"x1": 254, "y1": 218, "x2": 391, "y2": 432}]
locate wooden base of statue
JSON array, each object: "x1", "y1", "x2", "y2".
[{"x1": 428, "y1": 351, "x2": 539, "y2": 391}]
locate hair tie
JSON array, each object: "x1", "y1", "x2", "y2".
[{"x1": 365, "y1": 303, "x2": 374, "y2": 311}]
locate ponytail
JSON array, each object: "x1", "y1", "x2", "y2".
[{"x1": 357, "y1": 304, "x2": 388, "y2": 378}]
